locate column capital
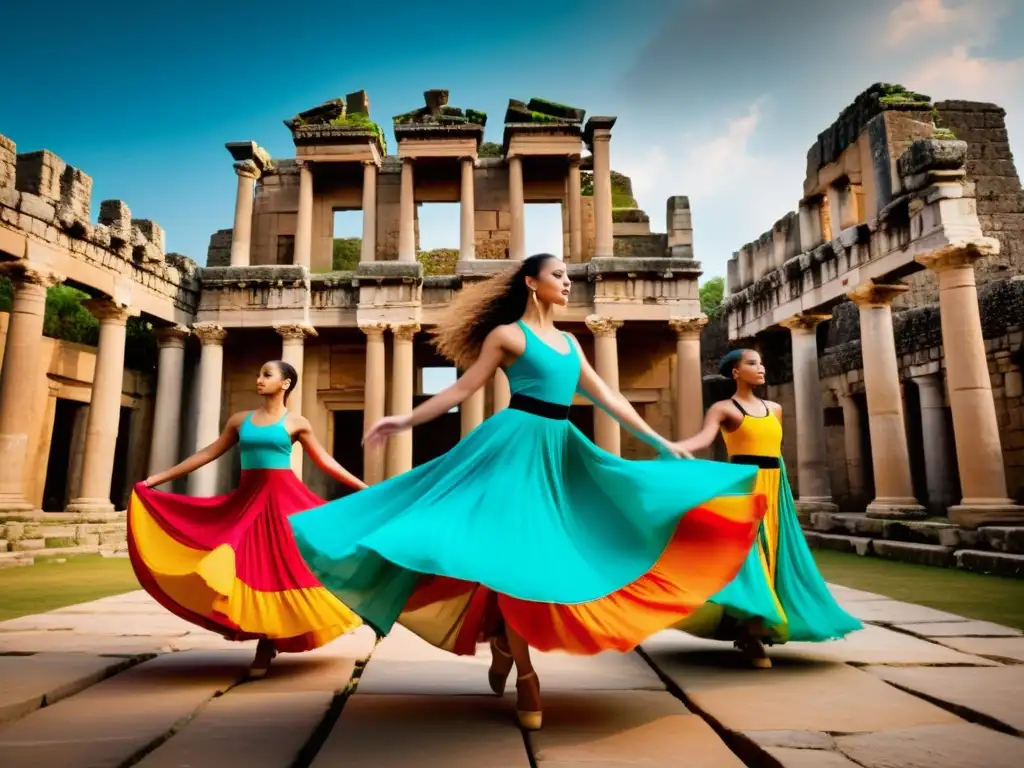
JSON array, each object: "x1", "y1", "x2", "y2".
[
  {"x1": 233, "y1": 160, "x2": 260, "y2": 180},
  {"x1": 47, "y1": 379, "x2": 61, "y2": 396},
  {"x1": 781, "y1": 313, "x2": 831, "y2": 333},
  {"x1": 192, "y1": 321, "x2": 227, "y2": 346},
  {"x1": 82, "y1": 298, "x2": 132, "y2": 325},
  {"x1": 274, "y1": 323, "x2": 317, "y2": 342},
  {"x1": 361, "y1": 159, "x2": 378, "y2": 168},
  {"x1": 459, "y1": 155, "x2": 476, "y2": 165},
  {"x1": 359, "y1": 322, "x2": 389, "y2": 341},
  {"x1": 848, "y1": 281, "x2": 908, "y2": 308},
  {"x1": 568, "y1": 154, "x2": 582, "y2": 166},
  {"x1": 668, "y1": 315, "x2": 708, "y2": 337},
  {"x1": 390, "y1": 322, "x2": 421, "y2": 341},
  {"x1": 915, "y1": 238, "x2": 1001, "y2": 273},
  {"x1": 0, "y1": 262, "x2": 64, "y2": 288},
  {"x1": 585, "y1": 315, "x2": 624, "y2": 337},
  {"x1": 295, "y1": 159, "x2": 314, "y2": 171},
  {"x1": 155, "y1": 324, "x2": 190, "y2": 348}
]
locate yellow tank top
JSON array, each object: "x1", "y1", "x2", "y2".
[{"x1": 720, "y1": 398, "x2": 783, "y2": 459}]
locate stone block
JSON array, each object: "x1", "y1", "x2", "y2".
[
  {"x1": 977, "y1": 526, "x2": 1024, "y2": 553},
  {"x1": 872, "y1": 540, "x2": 954, "y2": 567},
  {"x1": 98, "y1": 199, "x2": 132, "y2": 241},
  {"x1": 11, "y1": 538, "x2": 45, "y2": 551},
  {"x1": 0, "y1": 653, "x2": 133, "y2": 725},
  {"x1": 0, "y1": 540, "x2": 7, "y2": 553},
  {"x1": 835, "y1": 723, "x2": 1024, "y2": 768},
  {"x1": 954, "y1": 549, "x2": 1024, "y2": 578},
  {"x1": 42, "y1": 536, "x2": 77, "y2": 549},
  {"x1": 57, "y1": 165, "x2": 92, "y2": 224},
  {"x1": 934, "y1": 636, "x2": 1024, "y2": 663},
  {"x1": 762, "y1": 747, "x2": 861, "y2": 766},
  {"x1": 895, "y1": 620, "x2": 1021, "y2": 638},
  {"x1": 17, "y1": 192, "x2": 56, "y2": 224},
  {"x1": 132, "y1": 219, "x2": 165, "y2": 252},
  {"x1": 803, "y1": 531, "x2": 873, "y2": 555},
  {"x1": 15, "y1": 150, "x2": 65, "y2": 200},
  {"x1": 0, "y1": 135, "x2": 15, "y2": 192},
  {"x1": 496, "y1": 209, "x2": 511, "y2": 230},
  {"x1": 473, "y1": 210, "x2": 497, "y2": 230},
  {"x1": 845, "y1": 599, "x2": 966, "y2": 625}
]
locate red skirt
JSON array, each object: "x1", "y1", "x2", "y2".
[{"x1": 128, "y1": 469, "x2": 361, "y2": 652}]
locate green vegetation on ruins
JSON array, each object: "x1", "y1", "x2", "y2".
[
  {"x1": 877, "y1": 83, "x2": 931, "y2": 108},
  {"x1": 933, "y1": 126, "x2": 958, "y2": 141},
  {"x1": 699, "y1": 276, "x2": 725, "y2": 316},
  {"x1": 581, "y1": 169, "x2": 639, "y2": 209},
  {"x1": 0, "y1": 554, "x2": 139, "y2": 622},
  {"x1": 290, "y1": 95, "x2": 388, "y2": 155},
  {"x1": 330, "y1": 239, "x2": 458, "y2": 276},
  {"x1": 478, "y1": 142, "x2": 502, "y2": 158},
  {"x1": 505, "y1": 97, "x2": 586, "y2": 126}
]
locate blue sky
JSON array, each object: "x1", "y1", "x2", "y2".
[{"x1": 2, "y1": 0, "x2": 1022, "y2": 285}]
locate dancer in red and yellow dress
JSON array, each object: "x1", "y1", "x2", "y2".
[{"x1": 130, "y1": 360, "x2": 365, "y2": 677}]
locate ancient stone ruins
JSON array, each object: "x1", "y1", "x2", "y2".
[{"x1": 0, "y1": 84, "x2": 1022, "y2": 577}]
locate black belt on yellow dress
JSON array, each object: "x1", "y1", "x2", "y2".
[{"x1": 730, "y1": 455, "x2": 781, "y2": 469}]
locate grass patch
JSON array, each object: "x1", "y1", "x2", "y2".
[
  {"x1": 814, "y1": 549, "x2": 1024, "y2": 629},
  {"x1": 0, "y1": 554, "x2": 139, "y2": 622}
]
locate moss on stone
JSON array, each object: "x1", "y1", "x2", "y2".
[
  {"x1": 417, "y1": 248, "x2": 458, "y2": 275},
  {"x1": 932, "y1": 126, "x2": 957, "y2": 140},
  {"x1": 466, "y1": 109, "x2": 487, "y2": 126},
  {"x1": 44, "y1": 537, "x2": 78, "y2": 548},
  {"x1": 878, "y1": 83, "x2": 931, "y2": 107}
]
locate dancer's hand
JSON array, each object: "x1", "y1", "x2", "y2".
[
  {"x1": 142, "y1": 476, "x2": 158, "y2": 488},
  {"x1": 363, "y1": 415, "x2": 412, "y2": 447},
  {"x1": 667, "y1": 442, "x2": 695, "y2": 460}
]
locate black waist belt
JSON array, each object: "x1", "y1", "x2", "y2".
[
  {"x1": 731, "y1": 455, "x2": 780, "y2": 469},
  {"x1": 509, "y1": 393, "x2": 570, "y2": 420}
]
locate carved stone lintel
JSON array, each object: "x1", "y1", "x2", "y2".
[
  {"x1": 192, "y1": 321, "x2": 227, "y2": 345},
  {"x1": 780, "y1": 313, "x2": 831, "y2": 333},
  {"x1": 82, "y1": 298, "x2": 131, "y2": 325},
  {"x1": 847, "y1": 281, "x2": 909, "y2": 308},
  {"x1": 233, "y1": 160, "x2": 260, "y2": 180},
  {"x1": 359, "y1": 322, "x2": 389, "y2": 341},
  {"x1": 0, "y1": 262, "x2": 64, "y2": 289},
  {"x1": 391, "y1": 322, "x2": 421, "y2": 341},
  {"x1": 915, "y1": 237, "x2": 1001, "y2": 273},
  {"x1": 274, "y1": 323, "x2": 317, "y2": 343},
  {"x1": 585, "y1": 315, "x2": 624, "y2": 337},
  {"x1": 155, "y1": 324, "x2": 190, "y2": 348},
  {"x1": 668, "y1": 315, "x2": 708, "y2": 338}
]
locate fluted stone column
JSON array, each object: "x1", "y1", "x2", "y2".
[
  {"x1": 230, "y1": 160, "x2": 259, "y2": 267},
  {"x1": 460, "y1": 157, "x2": 476, "y2": 261},
  {"x1": 669, "y1": 316, "x2": 708, "y2": 443},
  {"x1": 914, "y1": 374, "x2": 957, "y2": 515},
  {"x1": 849, "y1": 282, "x2": 925, "y2": 519},
  {"x1": 492, "y1": 371, "x2": 511, "y2": 413},
  {"x1": 508, "y1": 155, "x2": 525, "y2": 260},
  {"x1": 360, "y1": 161, "x2": 377, "y2": 263},
  {"x1": 361, "y1": 323, "x2": 388, "y2": 485},
  {"x1": 839, "y1": 393, "x2": 866, "y2": 506},
  {"x1": 67, "y1": 300, "x2": 132, "y2": 514},
  {"x1": 0, "y1": 265, "x2": 63, "y2": 512},
  {"x1": 294, "y1": 161, "x2": 313, "y2": 268},
  {"x1": 780, "y1": 314, "x2": 837, "y2": 518},
  {"x1": 276, "y1": 323, "x2": 316, "y2": 476},
  {"x1": 398, "y1": 159, "x2": 416, "y2": 263},
  {"x1": 148, "y1": 325, "x2": 190, "y2": 478},
  {"x1": 917, "y1": 244, "x2": 1023, "y2": 526},
  {"x1": 568, "y1": 156, "x2": 583, "y2": 261},
  {"x1": 590, "y1": 123, "x2": 615, "y2": 258},
  {"x1": 461, "y1": 382, "x2": 485, "y2": 437},
  {"x1": 586, "y1": 315, "x2": 623, "y2": 455},
  {"x1": 188, "y1": 322, "x2": 227, "y2": 497},
  {"x1": 386, "y1": 323, "x2": 418, "y2": 478}
]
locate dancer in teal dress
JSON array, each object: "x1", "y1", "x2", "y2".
[
  {"x1": 674, "y1": 348, "x2": 862, "y2": 667},
  {"x1": 290, "y1": 254, "x2": 767, "y2": 730}
]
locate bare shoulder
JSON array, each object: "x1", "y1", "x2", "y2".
[
  {"x1": 489, "y1": 323, "x2": 526, "y2": 352},
  {"x1": 226, "y1": 411, "x2": 251, "y2": 428},
  {"x1": 288, "y1": 413, "x2": 312, "y2": 432},
  {"x1": 765, "y1": 400, "x2": 783, "y2": 418}
]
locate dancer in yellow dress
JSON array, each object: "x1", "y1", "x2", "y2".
[{"x1": 675, "y1": 348, "x2": 861, "y2": 667}]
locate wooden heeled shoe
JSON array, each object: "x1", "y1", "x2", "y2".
[
  {"x1": 515, "y1": 671, "x2": 542, "y2": 731},
  {"x1": 488, "y1": 637, "x2": 514, "y2": 696}
]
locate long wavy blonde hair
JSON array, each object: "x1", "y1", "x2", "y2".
[{"x1": 431, "y1": 254, "x2": 558, "y2": 370}]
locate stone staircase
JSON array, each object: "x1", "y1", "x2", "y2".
[{"x1": 0, "y1": 514, "x2": 127, "y2": 568}]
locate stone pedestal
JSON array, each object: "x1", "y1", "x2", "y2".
[
  {"x1": 668, "y1": 316, "x2": 707, "y2": 443},
  {"x1": 508, "y1": 156, "x2": 525, "y2": 260},
  {"x1": 148, "y1": 326, "x2": 190, "y2": 479},
  {"x1": 276, "y1": 323, "x2": 316, "y2": 477},
  {"x1": 360, "y1": 161, "x2": 377, "y2": 263},
  {"x1": 187, "y1": 323, "x2": 227, "y2": 497},
  {"x1": 386, "y1": 323, "x2": 418, "y2": 478},
  {"x1": 361, "y1": 323, "x2": 387, "y2": 485},
  {"x1": 67, "y1": 301, "x2": 132, "y2": 515},
  {"x1": 586, "y1": 315, "x2": 623, "y2": 456},
  {"x1": 918, "y1": 243, "x2": 1024, "y2": 528},
  {"x1": 398, "y1": 159, "x2": 416, "y2": 263},
  {"x1": 0, "y1": 265, "x2": 63, "y2": 513},
  {"x1": 568, "y1": 157, "x2": 583, "y2": 261},
  {"x1": 781, "y1": 314, "x2": 838, "y2": 520},
  {"x1": 294, "y1": 161, "x2": 313, "y2": 269},
  {"x1": 229, "y1": 161, "x2": 259, "y2": 267},
  {"x1": 459, "y1": 158, "x2": 475, "y2": 261},
  {"x1": 849, "y1": 282, "x2": 926, "y2": 519}
]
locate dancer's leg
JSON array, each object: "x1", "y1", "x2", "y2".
[
  {"x1": 505, "y1": 623, "x2": 542, "y2": 729},
  {"x1": 249, "y1": 638, "x2": 277, "y2": 678}
]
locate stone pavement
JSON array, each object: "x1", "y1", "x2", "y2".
[{"x1": 0, "y1": 586, "x2": 1023, "y2": 767}]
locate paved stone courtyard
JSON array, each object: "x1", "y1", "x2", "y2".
[{"x1": 1, "y1": 586, "x2": 1023, "y2": 767}]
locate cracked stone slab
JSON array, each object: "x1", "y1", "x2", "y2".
[
  {"x1": 763, "y1": 747, "x2": 862, "y2": 767},
  {"x1": 894, "y1": 620, "x2": 1021, "y2": 638},
  {"x1": 0, "y1": 630, "x2": 180, "y2": 655},
  {"x1": 0, "y1": 611, "x2": 195, "y2": 636},
  {"x1": 743, "y1": 730, "x2": 836, "y2": 750},
  {"x1": 845, "y1": 600, "x2": 967, "y2": 625},
  {"x1": 866, "y1": 665, "x2": 1024, "y2": 734},
  {"x1": 530, "y1": 690, "x2": 743, "y2": 767},
  {"x1": 136, "y1": 690, "x2": 334, "y2": 768},
  {"x1": 933, "y1": 636, "x2": 1024, "y2": 663},
  {"x1": 0, "y1": 654, "x2": 134, "y2": 725},
  {"x1": 0, "y1": 651, "x2": 251, "y2": 768},
  {"x1": 835, "y1": 723, "x2": 1024, "y2": 768},
  {"x1": 314, "y1": 695, "x2": 530, "y2": 767}
]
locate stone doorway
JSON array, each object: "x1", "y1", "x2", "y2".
[
  {"x1": 109, "y1": 406, "x2": 133, "y2": 510},
  {"x1": 42, "y1": 398, "x2": 82, "y2": 512},
  {"x1": 332, "y1": 409, "x2": 365, "y2": 498}
]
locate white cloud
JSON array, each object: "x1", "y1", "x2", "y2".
[
  {"x1": 909, "y1": 45, "x2": 1024, "y2": 100},
  {"x1": 885, "y1": 0, "x2": 1002, "y2": 47}
]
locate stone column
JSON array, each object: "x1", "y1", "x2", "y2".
[
  {"x1": 917, "y1": 245, "x2": 1023, "y2": 526},
  {"x1": 276, "y1": 323, "x2": 316, "y2": 476},
  {"x1": 0, "y1": 265, "x2": 63, "y2": 512},
  {"x1": 460, "y1": 157, "x2": 476, "y2": 261},
  {"x1": 839, "y1": 393, "x2": 866, "y2": 505},
  {"x1": 780, "y1": 314, "x2": 837, "y2": 518},
  {"x1": 67, "y1": 300, "x2": 131, "y2": 514},
  {"x1": 294, "y1": 160, "x2": 313, "y2": 268},
  {"x1": 492, "y1": 371, "x2": 511, "y2": 413},
  {"x1": 508, "y1": 155, "x2": 525, "y2": 260},
  {"x1": 461, "y1": 383, "x2": 485, "y2": 437},
  {"x1": 568, "y1": 156, "x2": 583, "y2": 261},
  {"x1": 187, "y1": 322, "x2": 227, "y2": 497},
  {"x1": 229, "y1": 160, "x2": 259, "y2": 267},
  {"x1": 386, "y1": 323, "x2": 419, "y2": 478},
  {"x1": 361, "y1": 323, "x2": 388, "y2": 485},
  {"x1": 591, "y1": 127, "x2": 614, "y2": 258},
  {"x1": 360, "y1": 161, "x2": 377, "y2": 263},
  {"x1": 669, "y1": 316, "x2": 708, "y2": 443},
  {"x1": 398, "y1": 159, "x2": 416, "y2": 263},
  {"x1": 586, "y1": 315, "x2": 624, "y2": 455},
  {"x1": 148, "y1": 325, "x2": 190, "y2": 478},
  {"x1": 849, "y1": 282, "x2": 925, "y2": 519},
  {"x1": 913, "y1": 374, "x2": 957, "y2": 515}
]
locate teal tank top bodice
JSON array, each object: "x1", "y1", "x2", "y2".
[
  {"x1": 238, "y1": 412, "x2": 293, "y2": 470},
  {"x1": 506, "y1": 321, "x2": 580, "y2": 405}
]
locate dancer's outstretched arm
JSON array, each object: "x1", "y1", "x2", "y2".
[
  {"x1": 294, "y1": 416, "x2": 368, "y2": 490},
  {"x1": 676, "y1": 403, "x2": 728, "y2": 454},
  {"x1": 143, "y1": 412, "x2": 247, "y2": 487},
  {"x1": 569, "y1": 334, "x2": 691, "y2": 459}
]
